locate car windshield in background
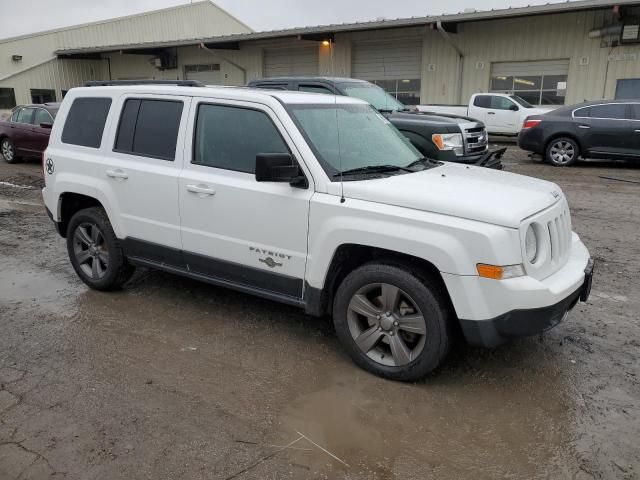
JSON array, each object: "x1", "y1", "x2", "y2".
[
  {"x1": 510, "y1": 95, "x2": 535, "y2": 108},
  {"x1": 340, "y1": 83, "x2": 406, "y2": 113},
  {"x1": 288, "y1": 103, "x2": 424, "y2": 179}
]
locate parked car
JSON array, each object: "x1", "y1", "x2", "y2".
[
  {"x1": 43, "y1": 81, "x2": 593, "y2": 381},
  {"x1": 248, "y1": 77, "x2": 504, "y2": 169},
  {"x1": 0, "y1": 103, "x2": 59, "y2": 163},
  {"x1": 419, "y1": 93, "x2": 553, "y2": 136},
  {"x1": 518, "y1": 100, "x2": 640, "y2": 166}
]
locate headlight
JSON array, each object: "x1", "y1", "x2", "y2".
[
  {"x1": 432, "y1": 133, "x2": 464, "y2": 156},
  {"x1": 525, "y1": 225, "x2": 538, "y2": 263}
]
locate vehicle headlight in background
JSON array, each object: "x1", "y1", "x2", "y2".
[
  {"x1": 525, "y1": 225, "x2": 539, "y2": 263},
  {"x1": 432, "y1": 133, "x2": 464, "y2": 156}
]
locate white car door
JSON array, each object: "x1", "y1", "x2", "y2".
[
  {"x1": 485, "y1": 95, "x2": 520, "y2": 134},
  {"x1": 98, "y1": 93, "x2": 191, "y2": 264},
  {"x1": 178, "y1": 98, "x2": 313, "y2": 301}
]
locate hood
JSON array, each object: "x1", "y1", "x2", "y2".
[
  {"x1": 338, "y1": 163, "x2": 562, "y2": 228},
  {"x1": 389, "y1": 110, "x2": 479, "y2": 126}
]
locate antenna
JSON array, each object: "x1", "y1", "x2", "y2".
[{"x1": 334, "y1": 87, "x2": 345, "y2": 204}]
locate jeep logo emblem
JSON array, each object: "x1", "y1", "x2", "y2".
[{"x1": 259, "y1": 257, "x2": 283, "y2": 269}]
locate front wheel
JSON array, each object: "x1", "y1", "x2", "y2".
[
  {"x1": 66, "y1": 207, "x2": 134, "y2": 291},
  {"x1": 546, "y1": 137, "x2": 579, "y2": 166},
  {"x1": 333, "y1": 263, "x2": 451, "y2": 382},
  {"x1": 1, "y1": 138, "x2": 19, "y2": 164}
]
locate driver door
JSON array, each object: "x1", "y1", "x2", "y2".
[{"x1": 178, "y1": 98, "x2": 313, "y2": 300}]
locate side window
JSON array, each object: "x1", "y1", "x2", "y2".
[
  {"x1": 10, "y1": 108, "x2": 22, "y2": 123},
  {"x1": 17, "y1": 108, "x2": 35, "y2": 124},
  {"x1": 114, "y1": 99, "x2": 183, "y2": 161},
  {"x1": 573, "y1": 107, "x2": 591, "y2": 118},
  {"x1": 34, "y1": 109, "x2": 53, "y2": 125},
  {"x1": 473, "y1": 95, "x2": 492, "y2": 108},
  {"x1": 589, "y1": 104, "x2": 627, "y2": 120},
  {"x1": 61, "y1": 98, "x2": 112, "y2": 148},
  {"x1": 254, "y1": 84, "x2": 288, "y2": 90},
  {"x1": 193, "y1": 104, "x2": 289, "y2": 174},
  {"x1": 631, "y1": 104, "x2": 640, "y2": 120},
  {"x1": 491, "y1": 96, "x2": 517, "y2": 110},
  {"x1": 298, "y1": 85, "x2": 334, "y2": 95}
]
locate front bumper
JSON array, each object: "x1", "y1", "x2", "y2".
[
  {"x1": 440, "y1": 147, "x2": 506, "y2": 170},
  {"x1": 460, "y1": 259, "x2": 594, "y2": 347}
]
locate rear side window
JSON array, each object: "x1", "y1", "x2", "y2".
[
  {"x1": 193, "y1": 104, "x2": 289, "y2": 173},
  {"x1": 589, "y1": 104, "x2": 627, "y2": 120},
  {"x1": 62, "y1": 98, "x2": 112, "y2": 148},
  {"x1": 631, "y1": 104, "x2": 640, "y2": 120},
  {"x1": 574, "y1": 107, "x2": 591, "y2": 118},
  {"x1": 473, "y1": 95, "x2": 491, "y2": 108},
  {"x1": 114, "y1": 99, "x2": 183, "y2": 160},
  {"x1": 34, "y1": 109, "x2": 53, "y2": 125}
]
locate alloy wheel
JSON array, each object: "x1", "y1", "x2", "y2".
[
  {"x1": 550, "y1": 141, "x2": 575, "y2": 164},
  {"x1": 347, "y1": 283, "x2": 427, "y2": 367},
  {"x1": 73, "y1": 223, "x2": 109, "y2": 280},
  {"x1": 1, "y1": 140, "x2": 14, "y2": 162}
]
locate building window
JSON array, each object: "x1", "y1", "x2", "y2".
[
  {"x1": 0, "y1": 88, "x2": 16, "y2": 109},
  {"x1": 184, "y1": 64, "x2": 220, "y2": 73},
  {"x1": 616, "y1": 79, "x2": 640, "y2": 99},
  {"x1": 30, "y1": 89, "x2": 56, "y2": 104},
  {"x1": 490, "y1": 74, "x2": 567, "y2": 106},
  {"x1": 372, "y1": 79, "x2": 421, "y2": 105}
]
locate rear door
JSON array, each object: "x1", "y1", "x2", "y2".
[
  {"x1": 99, "y1": 94, "x2": 191, "y2": 265},
  {"x1": 12, "y1": 107, "x2": 36, "y2": 155},
  {"x1": 468, "y1": 95, "x2": 490, "y2": 124},
  {"x1": 486, "y1": 95, "x2": 520, "y2": 134},
  {"x1": 576, "y1": 103, "x2": 633, "y2": 157}
]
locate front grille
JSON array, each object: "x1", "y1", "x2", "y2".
[
  {"x1": 463, "y1": 125, "x2": 488, "y2": 155},
  {"x1": 548, "y1": 209, "x2": 572, "y2": 266}
]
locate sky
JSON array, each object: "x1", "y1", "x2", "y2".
[{"x1": 1, "y1": 0, "x2": 569, "y2": 40}]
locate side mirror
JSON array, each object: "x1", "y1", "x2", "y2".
[
  {"x1": 255, "y1": 153, "x2": 307, "y2": 187},
  {"x1": 39, "y1": 122, "x2": 53, "y2": 129},
  {"x1": 509, "y1": 104, "x2": 519, "y2": 111}
]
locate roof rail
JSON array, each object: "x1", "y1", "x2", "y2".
[{"x1": 84, "y1": 80, "x2": 204, "y2": 87}]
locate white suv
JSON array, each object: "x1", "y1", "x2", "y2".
[{"x1": 42, "y1": 81, "x2": 594, "y2": 381}]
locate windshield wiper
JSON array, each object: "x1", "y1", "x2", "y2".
[
  {"x1": 406, "y1": 157, "x2": 439, "y2": 169},
  {"x1": 333, "y1": 164, "x2": 413, "y2": 177}
]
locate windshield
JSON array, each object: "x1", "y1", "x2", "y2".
[
  {"x1": 510, "y1": 95, "x2": 535, "y2": 109},
  {"x1": 288, "y1": 103, "x2": 423, "y2": 178},
  {"x1": 340, "y1": 83, "x2": 406, "y2": 112}
]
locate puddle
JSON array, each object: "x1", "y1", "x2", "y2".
[{"x1": 0, "y1": 266, "x2": 78, "y2": 314}]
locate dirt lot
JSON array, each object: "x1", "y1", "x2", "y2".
[{"x1": 0, "y1": 149, "x2": 638, "y2": 480}]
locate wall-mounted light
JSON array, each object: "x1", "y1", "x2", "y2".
[
  {"x1": 322, "y1": 40, "x2": 331, "y2": 46},
  {"x1": 11, "y1": 55, "x2": 22, "y2": 62}
]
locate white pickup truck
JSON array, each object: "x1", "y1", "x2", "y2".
[
  {"x1": 419, "y1": 93, "x2": 554, "y2": 136},
  {"x1": 42, "y1": 81, "x2": 593, "y2": 381}
]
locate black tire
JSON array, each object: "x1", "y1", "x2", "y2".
[
  {"x1": 66, "y1": 207, "x2": 134, "y2": 291},
  {"x1": 1, "y1": 137, "x2": 20, "y2": 164},
  {"x1": 332, "y1": 263, "x2": 451, "y2": 382},
  {"x1": 545, "y1": 137, "x2": 579, "y2": 167}
]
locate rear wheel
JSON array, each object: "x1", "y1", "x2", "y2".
[
  {"x1": 333, "y1": 263, "x2": 451, "y2": 381},
  {"x1": 546, "y1": 137, "x2": 579, "y2": 166},
  {"x1": 1, "y1": 138, "x2": 19, "y2": 164},
  {"x1": 66, "y1": 207, "x2": 134, "y2": 291}
]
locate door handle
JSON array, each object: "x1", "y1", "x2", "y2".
[
  {"x1": 635, "y1": 130, "x2": 640, "y2": 133},
  {"x1": 187, "y1": 184, "x2": 216, "y2": 196},
  {"x1": 487, "y1": 112, "x2": 496, "y2": 115},
  {"x1": 578, "y1": 125, "x2": 591, "y2": 129},
  {"x1": 106, "y1": 169, "x2": 129, "y2": 179}
]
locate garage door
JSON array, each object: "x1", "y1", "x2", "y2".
[
  {"x1": 352, "y1": 40, "x2": 422, "y2": 104},
  {"x1": 264, "y1": 46, "x2": 319, "y2": 77},
  {"x1": 185, "y1": 64, "x2": 222, "y2": 85},
  {"x1": 490, "y1": 59, "x2": 570, "y2": 105}
]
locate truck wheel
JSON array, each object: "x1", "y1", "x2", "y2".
[
  {"x1": 1, "y1": 138, "x2": 19, "y2": 164},
  {"x1": 66, "y1": 207, "x2": 134, "y2": 291},
  {"x1": 546, "y1": 137, "x2": 579, "y2": 166},
  {"x1": 333, "y1": 263, "x2": 451, "y2": 381}
]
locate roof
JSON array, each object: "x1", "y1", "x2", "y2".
[
  {"x1": 0, "y1": 0, "x2": 253, "y2": 48},
  {"x1": 56, "y1": 0, "x2": 638, "y2": 56},
  {"x1": 69, "y1": 84, "x2": 367, "y2": 105}
]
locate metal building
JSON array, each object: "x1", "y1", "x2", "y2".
[{"x1": 2, "y1": 0, "x2": 640, "y2": 113}]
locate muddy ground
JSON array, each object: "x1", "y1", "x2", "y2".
[{"x1": 0, "y1": 149, "x2": 638, "y2": 480}]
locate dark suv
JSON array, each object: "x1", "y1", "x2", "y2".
[{"x1": 248, "y1": 77, "x2": 505, "y2": 169}]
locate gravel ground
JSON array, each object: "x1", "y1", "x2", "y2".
[{"x1": 0, "y1": 149, "x2": 638, "y2": 479}]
